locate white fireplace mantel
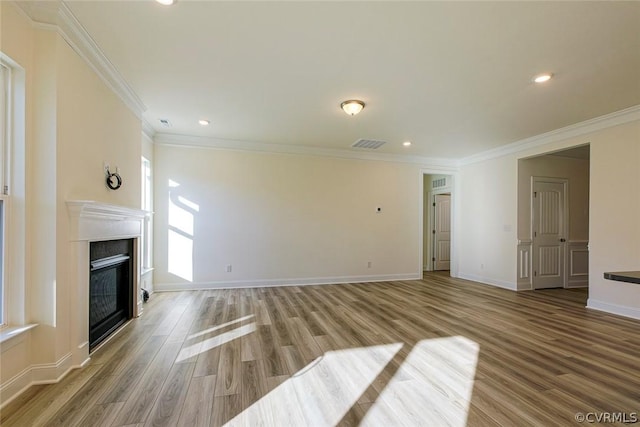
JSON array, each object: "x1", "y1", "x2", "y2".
[
  {"x1": 67, "y1": 200, "x2": 146, "y2": 242},
  {"x1": 66, "y1": 200, "x2": 146, "y2": 367}
]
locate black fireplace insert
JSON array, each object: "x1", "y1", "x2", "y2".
[{"x1": 89, "y1": 239, "x2": 133, "y2": 351}]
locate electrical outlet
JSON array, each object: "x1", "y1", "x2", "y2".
[{"x1": 226, "y1": 264, "x2": 232, "y2": 273}]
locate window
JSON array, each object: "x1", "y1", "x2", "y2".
[
  {"x1": 0, "y1": 52, "x2": 26, "y2": 328},
  {"x1": 141, "y1": 156, "x2": 152, "y2": 271},
  {"x1": 0, "y1": 61, "x2": 9, "y2": 325}
]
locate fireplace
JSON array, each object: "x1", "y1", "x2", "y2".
[
  {"x1": 89, "y1": 239, "x2": 134, "y2": 351},
  {"x1": 67, "y1": 201, "x2": 146, "y2": 366}
]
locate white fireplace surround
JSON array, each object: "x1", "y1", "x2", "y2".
[{"x1": 67, "y1": 200, "x2": 146, "y2": 367}]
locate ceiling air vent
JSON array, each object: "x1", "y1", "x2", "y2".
[
  {"x1": 433, "y1": 178, "x2": 447, "y2": 189},
  {"x1": 159, "y1": 119, "x2": 172, "y2": 128},
  {"x1": 351, "y1": 139, "x2": 387, "y2": 150}
]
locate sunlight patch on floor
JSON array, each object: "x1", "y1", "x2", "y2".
[
  {"x1": 361, "y1": 336, "x2": 479, "y2": 426},
  {"x1": 224, "y1": 343, "x2": 404, "y2": 426},
  {"x1": 176, "y1": 322, "x2": 256, "y2": 363},
  {"x1": 188, "y1": 314, "x2": 255, "y2": 340}
]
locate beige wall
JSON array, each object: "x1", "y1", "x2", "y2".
[
  {"x1": 458, "y1": 155, "x2": 518, "y2": 288},
  {"x1": 1, "y1": 3, "x2": 141, "y2": 405},
  {"x1": 517, "y1": 154, "x2": 589, "y2": 241},
  {"x1": 588, "y1": 121, "x2": 640, "y2": 316},
  {"x1": 154, "y1": 144, "x2": 422, "y2": 289}
]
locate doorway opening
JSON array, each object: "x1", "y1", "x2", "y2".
[
  {"x1": 423, "y1": 173, "x2": 454, "y2": 274},
  {"x1": 517, "y1": 145, "x2": 590, "y2": 291}
]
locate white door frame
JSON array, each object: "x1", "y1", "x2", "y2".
[
  {"x1": 419, "y1": 170, "x2": 458, "y2": 277},
  {"x1": 531, "y1": 176, "x2": 569, "y2": 288}
]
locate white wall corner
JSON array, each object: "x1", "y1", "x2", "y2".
[
  {"x1": 13, "y1": 0, "x2": 146, "y2": 119},
  {"x1": 142, "y1": 118, "x2": 156, "y2": 141},
  {"x1": 587, "y1": 298, "x2": 640, "y2": 321}
]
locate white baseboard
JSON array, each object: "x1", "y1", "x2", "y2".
[
  {"x1": 0, "y1": 367, "x2": 32, "y2": 409},
  {"x1": 154, "y1": 273, "x2": 421, "y2": 292},
  {"x1": 31, "y1": 352, "x2": 74, "y2": 384},
  {"x1": 0, "y1": 352, "x2": 78, "y2": 409},
  {"x1": 457, "y1": 272, "x2": 518, "y2": 291},
  {"x1": 587, "y1": 298, "x2": 640, "y2": 320}
]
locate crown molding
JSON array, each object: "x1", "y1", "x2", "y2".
[
  {"x1": 12, "y1": 1, "x2": 146, "y2": 119},
  {"x1": 459, "y1": 104, "x2": 640, "y2": 166},
  {"x1": 154, "y1": 133, "x2": 459, "y2": 171}
]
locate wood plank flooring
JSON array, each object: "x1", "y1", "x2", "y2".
[{"x1": 2, "y1": 273, "x2": 640, "y2": 426}]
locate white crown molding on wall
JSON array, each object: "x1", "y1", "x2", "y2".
[
  {"x1": 154, "y1": 133, "x2": 459, "y2": 171},
  {"x1": 12, "y1": 1, "x2": 147, "y2": 120},
  {"x1": 459, "y1": 105, "x2": 640, "y2": 166}
]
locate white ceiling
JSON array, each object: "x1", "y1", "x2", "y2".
[{"x1": 63, "y1": 1, "x2": 640, "y2": 159}]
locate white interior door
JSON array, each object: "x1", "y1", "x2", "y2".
[
  {"x1": 433, "y1": 194, "x2": 451, "y2": 271},
  {"x1": 532, "y1": 179, "x2": 566, "y2": 289}
]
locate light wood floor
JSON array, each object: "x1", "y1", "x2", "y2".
[{"x1": 3, "y1": 273, "x2": 640, "y2": 426}]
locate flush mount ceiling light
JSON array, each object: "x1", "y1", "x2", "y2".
[
  {"x1": 402, "y1": 141, "x2": 412, "y2": 147},
  {"x1": 341, "y1": 100, "x2": 365, "y2": 116},
  {"x1": 156, "y1": 0, "x2": 175, "y2": 5},
  {"x1": 533, "y1": 73, "x2": 553, "y2": 83},
  {"x1": 198, "y1": 119, "x2": 210, "y2": 126}
]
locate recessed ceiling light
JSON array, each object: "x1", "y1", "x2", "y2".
[
  {"x1": 198, "y1": 119, "x2": 210, "y2": 126},
  {"x1": 403, "y1": 141, "x2": 412, "y2": 147},
  {"x1": 156, "y1": 0, "x2": 176, "y2": 5},
  {"x1": 159, "y1": 118, "x2": 172, "y2": 128},
  {"x1": 533, "y1": 73, "x2": 553, "y2": 83}
]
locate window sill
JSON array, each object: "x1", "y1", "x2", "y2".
[{"x1": 0, "y1": 324, "x2": 38, "y2": 345}]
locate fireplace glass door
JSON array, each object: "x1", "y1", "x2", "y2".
[{"x1": 89, "y1": 240, "x2": 133, "y2": 351}]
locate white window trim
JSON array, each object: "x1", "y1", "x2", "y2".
[
  {"x1": 0, "y1": 60, "x2": 8, "y2": 195},
  {"x1": 0, "y1": 196, "x2": 8, "y2": 327},
  {"x1": 1, "y1": 52, "x2": 27, "y2": 328},
  {"x1": 0, "y1": 61, "x2": 9, "y2": 326},
  {"x1": 141, "y1": 156, "x2": 153, "y2": 273}
]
